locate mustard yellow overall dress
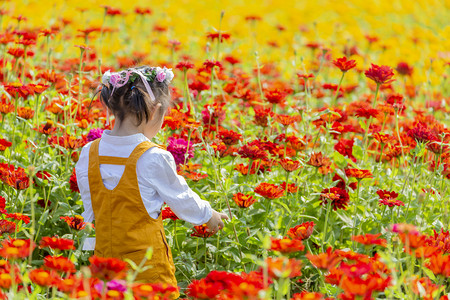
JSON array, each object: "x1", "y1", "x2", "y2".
[{"x1": 88, "y1": 139, "x2": 179, "y2": 296}]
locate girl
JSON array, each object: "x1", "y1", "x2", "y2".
[{"x1": 75, "y1": 66, "x2": 228, "y2": 295}]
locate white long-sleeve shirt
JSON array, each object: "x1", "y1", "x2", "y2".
[{"x1": 75, "y1": 130, "x2": 213, "y2": 250}]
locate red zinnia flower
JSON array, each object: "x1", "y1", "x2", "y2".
[
  {"x1": 264, "y1": 88, "x2": 287, "y2": 104},
  {"x1": 407, "y1": 123, "x2": 437, "y2": 143},
  {"x1": 286, "y1": 222, "x2": 315, "y2": 240},
  {"x1": 0, "y1": 220, "x2": 16, "y2": 235},
  {"x1": 44, "y1": 255, "x2": 76, "y2": 273},
  {"x1": 191, "y1": 224, "x2": 214, "y2": 238},
  {"x1": 217, "y1": 129, "x2": 242, "y2": 146},
  {"x1": 39, "y1": 236, "x2": 75, "y2": 251},
  {"x1": 69, "y1": 169, "x2": 79, "y2": 193},
  {"x1": 0, "y1": 238, "x2": 36, "y2": 259},
  {"x1": 161, "y1": 206, "x2": 179, "y2": 221},
  {"x1": 203, "y1": 59, "x2": 222, "y2": 70},
  {"x1": 253, "y1": 107, "x2": 274, "y2": 127},
  {"x1": 0, "y1": 139, "x2": 12, "y2": 151},
  {"x1": 274, "y1": 114, "x2": 300, "y2": 126},
  {"x1": 352, "y1": 233, "x2": 387, "y2": 247},
  {"x1": 254, "y1": 183, "x2": 284, "y2": 199},
  {"x1": 29, "y1": 268, "x2": 59, "y2": 287},
  {"x1": 333, "y1": 57, "x2": 357, "y2": 72},
  {"x1": 270, "y1": 238, "x2": 304, "y2": 253},
  {"x1": 355, "y1": 107, "x2": 380, "y2": 119},
  {"x1": 280, "y1": 182, "x2": 298, "y2": 194},
  {"x1": 320, "y1": 187, "x2": 350, "y2": 210},
  {"x1": 345, "y1": 168, "x2": 373, "y2": 180},
  {"x1": 306, "y1": 152, "x2": 333, "y2": 175},
  {"x1": 278, "y1": 158, "x2": 301, "y2": 172},
  {"x1": 232, "y1": 193, "x2": 257, "y2": 208},
  {"x1": 4, "y1": 212, "x2": 30, "y2": 224},
  {"x1": 306, "y1": 247, "x2": 343, "y2": 271},
  {"x1": 238, "y1": 144, "x2": 268, "y2": 161},
  {"x1": 206, "y1": 32, "x2": 231, "y2": 42},
  {"x1": 89, "y1": 255, "x2": 128, "y2": 281},
  {"x1": 396, "y1": 62, "x2": 413, "y2": 76},
  {"x1": 364, "y1": 64, "x2": 395, "y2": 85},
  {"x1": 291, "y1": 291, "x2": 326, "y2": 300},
  {"x1": 264, "y1": 257, "x2": 302, "y2": 279},
  {"x1": 132, "y1": 282, "x2": 179, "y2": 299},
  {"x1": 60, "y1": 215, "x2": 86, "y2": 230},
  {"x1": 175, "y1": 61, "x2": 194, "y2": 71}
]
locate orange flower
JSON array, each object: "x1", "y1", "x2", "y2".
[
  {"x1": 0, "y1": 273, "x2": 13, "y2": 289},
  {"x1": 278, "y1": 158, "x2": 301, "y2": 172},
  {"x1": 352, "y1": 233, "x2": 387, "y2": 247},
  {"x1": 60, "y1": 215, "x2": 86, "y2": 230},
  {"x1": 280, "y1": 182, "x2": 298, "y2": 193},
  {"x1": 191, "y1": 224, "x2": 214, "y2": 238},
  {"x1": 306, "y1": 152, "x2": 332, "y2": 175},
  {"x1": 238, "y1": 144, "x2": 268, "y2": 161},
  {"x1": 345, "y1": 168, "x2": 373, "y2": 180},
  {"x1": 17, "y1": 107, "x2": 35, "y2": 119},
  {"x1": 410, "y1": 276, "x2": 440, "y2": 300},
  {"x1": 39, "y1": 236, "x2": 75, "y2": 251},
  {"x1": 253, "y1": 107, "x2": 274, "y2": 127},
  {"x1": 48, "y1": 134, "x2": 85, "y2": 150},
  {"x1": 291, "y1": 291, "x2": 326, "y2": 300},
  {"x1": 306, "y1": 247, "x2": 343, "y2": 271},
  {"x1": 265, "y1": 257, "x2": 302, "y2": 279},
  {"x1": 44, "y1": 255, "x2": 76, "y2": 273},
  {"x1": 373, "y1": 133, "x2": 392, "y2": 144},
  {"x1": 0, "y1": 220, "x2": 16, "y2": 235},
  {"x1": 264, "y1": 87, "x2": 287, "y2": 104},
  {"x1": 29, "y1": 83, "x2": 50, "y2": 94},
  {"x1": 0, "y1": 97, "x2": 14, "y2": 114},
  {"x1": 365, "y1": 64, "x2": 395, "y2": 85},
  {"x1": 270, "y1": 238, "x2": 304, "y2": 253},
  {"x1": 232, "y1": 193, "x2": 257, "y2": 208},
  {"x1": 89, "y1": 255, "x2": 128, "y2": 281},
  {"x1": 132, "y1": 282, "x2": 179, "y2": 299},
  {"x1": 217, "y1": 129, "x2": 242, "y2": 145},
  {"x1": 29, "y1": 268, "x2": 59, "y2": 287},
  {"x1": 286, "y1": 222, "x2": 315, "y2": 240},
  {"x1": 0, "y1": 139, "x2": 12, "y2": 151},
  {"x1": 274, "y1": 114, "x2": 300, "y2": 127},
  {"x1": 425, "y1": 253, "x2": 450, "y2": 277},
  {"x1": 254, "y1": 182, "x2": 284, "y2": 199},
  {"x1": 333, "y1": 57, "x2": 357, "y2": 72},
  {"x1": 0, "y1": 238, "x2": 36, "y2": 259}
]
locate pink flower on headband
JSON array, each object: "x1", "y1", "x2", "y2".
[
  {"x1": 156, "y1": 71, "x2": 166, "y2": 82},
  {"x1": 109, "y1": 73, "x2": 121, "y2": 86}
]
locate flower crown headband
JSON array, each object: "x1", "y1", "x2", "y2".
[{"x1": 101, "y1": 66, "x2": 174, "y2": 102}]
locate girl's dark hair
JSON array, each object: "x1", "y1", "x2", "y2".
[{"x1": 99, "y1": 66, "x2": 172, "y2": 126}]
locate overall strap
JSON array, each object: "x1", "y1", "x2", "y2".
[{"x1": 124, "y1": 141, "x2": 158, "y2": 167}]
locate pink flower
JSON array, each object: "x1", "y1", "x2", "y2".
[
  {"x1": 156, "y1": 71, "x2": 166, "y2": 82},
  {"x1": 109, "y1": 73, "x2": 120, "y2": 85}
]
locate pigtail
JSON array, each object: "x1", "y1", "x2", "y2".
[{"x1": 128, "y1": 86, "x2": 150, "y2": 125}]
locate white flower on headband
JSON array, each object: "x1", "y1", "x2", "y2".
[{"x1": 101, "y1": 70, "x2": 111, "y2": 84}]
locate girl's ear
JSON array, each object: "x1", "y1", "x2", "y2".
[{"x1": 150, "y1": 103, "x2": 162, "y2": 121}]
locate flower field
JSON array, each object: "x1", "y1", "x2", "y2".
[{"x1": 1, "y1": 0, "x2": 450, "y2": 298}]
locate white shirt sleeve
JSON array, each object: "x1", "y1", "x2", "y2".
[
  {"x1": 75, "y1": 143, "x2": 96, "y2": 251},
  {"x1": 75, "y1": 144, "x2": 95, "y2": 224},
  {"x1": 139, "y1": 149, "x2": 213, "y2": 226}
]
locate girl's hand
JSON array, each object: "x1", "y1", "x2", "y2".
[{"x1": 205, "y1": 210, "x2": 229, "y2": 234}]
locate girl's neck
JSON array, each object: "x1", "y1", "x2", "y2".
[{"x1": 109, "y1": 118, "x2": 143, "y2": 137}]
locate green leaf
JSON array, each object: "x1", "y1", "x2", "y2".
[
  {"x1": 332, "y1": 151, "x2": 347, "y2": 169},
  {"x1": 422, "y1": 267, "x2": 436, "y2": 281},
  {"x1": 352, "y1": 145, "x2": 363, "y2": 160}
]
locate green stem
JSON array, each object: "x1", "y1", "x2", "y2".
[
  {"x1": 332, "y1": 72, "x2": 345, "y2": 106},
  {"x1": 351, "y1": 180, "x2": 361, "y2": 250}
]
